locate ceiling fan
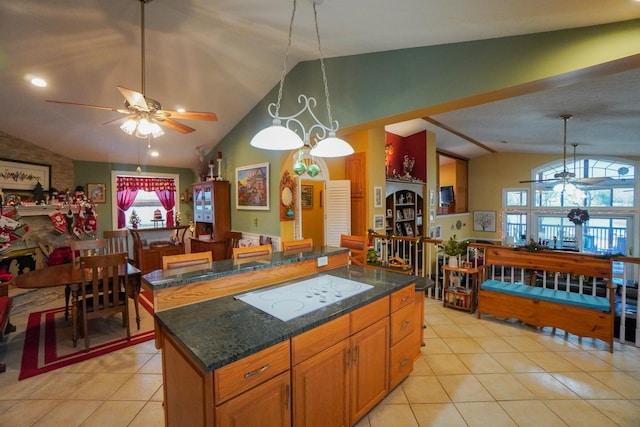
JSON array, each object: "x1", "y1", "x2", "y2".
[
  {"x1": 519, "y1": 114, "x2": 605, "y2": 186},
  {"x1": 46, "y1": 0, "x2": 217, "y2": 138}
]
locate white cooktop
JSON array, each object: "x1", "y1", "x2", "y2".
[{"x1": 235, "y1": 274, "x2": 373, "y2": 322}]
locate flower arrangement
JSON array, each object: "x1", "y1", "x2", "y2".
[
  {"x1": 129, "y1": 210, "x2": 141, "y2": 228},
  {"x1": 438, "y1": 235, "x2": 469, "y2": 257},
  {"x1": 567, "y1": 208, "x2": 589, "y2": 225},
  {"x1": 175, "y1": 211, "x2": 182, "y2": 226}
]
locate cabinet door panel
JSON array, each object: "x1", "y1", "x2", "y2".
[
  {"x1": 350, "y1": 317, "x2": 389, "y2": 424},
  {"x1": 216, "y1": 371, "x2": 290, "y2": 427},
  {"x1": 292, "y1": 339, "x2": 350, "y2": 427}
]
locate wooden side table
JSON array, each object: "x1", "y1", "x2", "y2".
[{"x1": 442, "y1": 265, "x2": 480, "y2": 312}]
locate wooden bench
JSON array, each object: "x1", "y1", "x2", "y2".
[{"x1": 476, "y1": 245, "x2": 615, "y2": 352}]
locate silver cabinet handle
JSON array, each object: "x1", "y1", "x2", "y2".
[
  {"x1": 244, "y1": 364, "x2": 270, "y2": 379},
  {"x1": 400, "y1": 358, "x2": 409, "y2": 367},
  {"x1": 401, "y1": 321, "x2": 411, "y2": 329}
]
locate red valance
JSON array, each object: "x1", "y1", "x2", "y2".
[{"x1": 116, "y1": 176, "x2": 176, "y2": 192}]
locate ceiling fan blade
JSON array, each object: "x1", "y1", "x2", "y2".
[
  {"x1": 46, "y1": 99, "x2": 127, "y2": 113},
  {"x1": 157, "y1": 118, "x2": 196, "y2": 134},
  {"x1": 103, "y1": 116, "x2": 134, "y2": 126},
  {"x1": 519, "y1": 178, "x2": 560, "y2": 184},
  {"x1": 160, "y1": 109, "x2": 218, "y2": 121},
  {"x1": 117, "y1": 86, "x2": 149, "y2": 111},
  {"x1": 574, "y1": 177, "x2": 607, "y2": 185}
]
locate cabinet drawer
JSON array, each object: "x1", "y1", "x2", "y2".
[
  {"x1": 389, "y1": 334, "x2": 414, "y2": 390},
  {"x1": 390, "y1": 284, "x2": 415, "y2": 312},
  {"x1": 195, "y1": 212, "x2": 203, "y2": 222},
  {"x1": 390, "y1": 303, "x2": 414, "y2": 345},
  {"x1": 350, "y1": 296, "x2": 389, "y2": 334},
  {"x1": 292, "y1": 315, "x2": 349, "y2": 365},
  {"x1": 214, "y1": 340, "x2": 290, "y2": 404},
  {"x1": 204, "y1": 213, "x2": 213, "y2": 221}
]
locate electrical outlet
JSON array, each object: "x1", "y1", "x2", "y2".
[{"x1": 317, "y1": 256, "x2": 328, "y2": 267}]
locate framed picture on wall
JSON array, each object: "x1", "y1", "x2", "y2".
[
  {"x1": 301, "y1": 185, "x2": 313, "y2": 209},
  {"x1": 0, "y1": 158, "x2": 51, "y2": 191},
  {"x1": 374, "y1": 186, "x2": 383, "y2": 208},
  {"x1": 87, "y1": 183, "x2": 106, "y2": 203},
  {"x1": 236, "y1": 163, "x2": 269, "y2": 210},
  {"x1": 373, "y1": 214, "x2": 384, "y2": 229},
  {"x1": 474, "y1": 210, "x2": 497, "y2": 232}
]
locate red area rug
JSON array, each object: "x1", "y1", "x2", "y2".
[{"x1": 19, "y1": 292, "x2": 155, "y2": 381}]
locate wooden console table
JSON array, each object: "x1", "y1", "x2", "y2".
[{"x1": 130, "y1": 226, "x2": 189, "y2": 274}]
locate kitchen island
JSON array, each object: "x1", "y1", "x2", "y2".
[
  {"x1": 142, "y1": 246, "x2": 350, "y2": 311},
  {"x1": 155, "y1": 263, "x2": 421, "y2": 427}
]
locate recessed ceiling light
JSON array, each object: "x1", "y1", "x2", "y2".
[
  {"x1": 30, "y1": 77, "x2": 47, "y2": 87},
  {"x1": 150, "y1": 151, "x2": 159, "y2": 157}
]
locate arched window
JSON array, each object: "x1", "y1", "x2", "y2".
[{"x1": 532, "y1": 157, "x2": 635, "y2": 208}]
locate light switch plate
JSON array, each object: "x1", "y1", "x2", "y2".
[{"x1": 317, "y1": 256, "x2": 328, "y2": 267}]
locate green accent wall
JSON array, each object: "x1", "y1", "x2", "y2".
[
  {"x1": 213, "y1": 19, "x2": 639, "y2": 236},
  {"x1": 74, "y1": 161, "x2": 196, "y2": 237}
]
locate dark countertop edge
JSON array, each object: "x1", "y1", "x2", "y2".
[
  {"x1": 155, "y1": 266, "x2": 418, "y2": 372},
  {"x1": 142, "y1": 246, "x2": 349, "y2": 290}
]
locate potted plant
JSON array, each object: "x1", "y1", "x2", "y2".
[{"x1": 438, "y1": 235, "x2": 469, "y2": 267}]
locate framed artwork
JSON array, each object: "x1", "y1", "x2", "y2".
[
  {"x1": 373, "y1": 214, "x2": 384, "y2": 229},
  {"x1": 236, "y1": 162, "x2": 270, "y2": 210},
  {"x1": 429, "y1": 209, "x2": 435, "y2": 223},
  {"x1": 429, "y1": 226, "x2": 435, "y2": 239},
  {"x1": 0, "y1": 158, "x2": 51, "y2": 191},
  {"x1": 404, "y1": 223, "x2": 414, "y2": 237},
  {"x1": 374, "y1": 186, "x2": 383, "y2": 208},
  {"x1": 435, "y1": 225, "x2": 442, "y2": 239},
  {"x1": 301, "y1": 185, "x2": 313, "y2": 209},
  {"x1": 87, "y1": 183, "x2": 106, "y2": 203},
  {"x1": 429, "y1": 189, "x2": 435, "y2": 207},
  {"x1": 474, "y1": 210, "x2": 497, "y2": 232}
]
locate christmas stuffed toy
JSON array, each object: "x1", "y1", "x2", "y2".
[
  {"x1": 0, "y1": 208, "x2": 29, "y2": 241},
  {"x1": 83, "y1": 205, "x2": 97, "y2": 237}
]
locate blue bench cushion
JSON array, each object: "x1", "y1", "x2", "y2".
[{"x1": 480, "y1": 279, "x2": 610, "y2": 312}]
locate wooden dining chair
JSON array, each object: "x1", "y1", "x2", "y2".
[
  {"x1": 65, "y1": 239, "x2": 108, "y2": 320},
  {"x1": 340, "y1": 234, "x2": 367, "y2": 266},
  {"x1": 103, "y1": 229, "x2": 130, "y2": 258},
  {"x1": 281, "y1": 238, "x2": 313, "y2": 252},
  {"x1": 224, "y1": 231, "x2": 243, "y2": 260},
  {"x1": 162, "y1": 252, "x2": 213, "y2": 270},
  {"x1": 76, "y1": 252, "x2": 130, "y2": 351},
  {"x1": 232, "y1": 244, "x2": 273, "y2": 260}
]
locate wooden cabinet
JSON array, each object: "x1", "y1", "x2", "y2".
[
  {"x1": 215, "y1": 341, "x2": 291, "y2": 427},
  {"x1": 216, "y1": 372, "x2": 291, "y2": 427},
  {"x1": 349, "y1": 317, "x2": 389, "y2": 424},
  {"x1": 388, "y1": 285, "x2": 416, "y2": 390},
  {"x1": 130, "y1": 226, "x2": 188, "y2": 274},
  {"x1": 292, "y1": 339, "x2": 350, "y2": 427},
  {"x1": 292, "y1": 298, "x2": 390, "y2": 427},
  {"x1": 385, "y1": 180, "x2": 424, "y2": 237},
  {"x1": 193, "y1": 181, "x2": 230, "y2": 240},
  {"x1": 159, "y1": 283, "x2": 418, "y2": 427}
]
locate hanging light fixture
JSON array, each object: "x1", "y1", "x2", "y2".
[
  {"x1": 550, "y1": 115, "x2": 586, "y2": 204},
  {"x1": 119, "y1": 0, "x2": 165, "y2": 140},
  {"x1": 250, "y1": 0, "x2": 354, "y2": 158}
]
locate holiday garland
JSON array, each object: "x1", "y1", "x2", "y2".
[{"x1": 567, "y1": 208, "x2": 589, "y2": 225}]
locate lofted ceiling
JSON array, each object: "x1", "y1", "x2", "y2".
[{"x1": 1, "y1": 0, "x2": 639, "y2": 169}]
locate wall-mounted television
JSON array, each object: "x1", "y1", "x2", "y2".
[{"x1": 439, "y1": 185, "x2": 455, "y2": 205}]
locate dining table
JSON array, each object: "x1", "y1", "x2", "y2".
[{"x1": 10, "y1": 262, "x2": 142, "y2": 346}]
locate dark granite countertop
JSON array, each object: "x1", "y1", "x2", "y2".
[
  {"x1": 142, "y1": 246, "x2": 349, "y2": 291},
  {"x1": 155, "y1": 265, "x2": 418, "y2": 372}
]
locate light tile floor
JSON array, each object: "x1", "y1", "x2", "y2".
[{"x1": 1, "y1": 296, "x2": 639, "y2": 426}]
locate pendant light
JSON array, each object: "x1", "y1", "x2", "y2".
[{"x1": 250, "y1": 0, "x2": 353, "y2": 158}]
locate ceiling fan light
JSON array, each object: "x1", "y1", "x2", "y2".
[
  {"x1": 310, "y1": 133, "x2": 354, "y2": 158},
  {"x1": 150, "y1": 122, "x2": 164, "y2": 138},
  {"x1": 120, "y1": 119, "x2": 137, "y2": 135},
  {"x1": 250, "y1": 119, "x2": 304, "y2": 150}
]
